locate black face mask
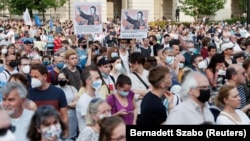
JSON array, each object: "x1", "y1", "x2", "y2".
[
  {"x1": 82, "y1": 45, "x2": 87, "y2": 49},
  {"x1": 197, "y1": 89, "x2": 211, "y2": 103},
  {"x1": 58, "y1": 80, "x2": 67, "y2": 87},
  {"x1": 149, "y1": 41, "x2": 153, "y2": 46},
  {"x1": 9, "y1": 61, "x2": 16, "y2": 68}
]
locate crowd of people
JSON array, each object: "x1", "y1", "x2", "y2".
[{"x1": 0, "y1": 17, "x2": 250, "y2": 141}]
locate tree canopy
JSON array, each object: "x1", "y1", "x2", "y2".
[
  {"x1": 0, "y1": 0, "x2": 66, "y2": 20},
  {"x1": 178, "y1": 0, "x2": 226, "y2": 21}
]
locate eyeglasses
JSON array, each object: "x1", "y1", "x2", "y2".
[
  {"x1": 0, "y1": 125, "x2": 15, "y2": 136},
  {"x1": 195, "y1": 86, "x2": 211, "y2": 90}
]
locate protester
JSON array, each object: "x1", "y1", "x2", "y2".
[
  {"x1": 166, "y1": 71, "x2": 215, "y2": 124},
  {"x1": 215, "y1": 85, "x2": 250, "y2": 124},
  {"x1": 26, "y1": 105, "x2": 67, "y2": 141},
  {"x1": 0, "y1": 82, "x2": 34, "y2": 141},
  {"x1": 98, "y1": 116, "x2": 126, "y2": 141},
  {"x1": 76, "y1": 98, "x2": 111, "y2": 141}
]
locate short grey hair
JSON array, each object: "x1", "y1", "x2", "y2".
[
  {"x1": 180, "y1": 71, "x2": 200, "y2": 99},
  {"x1": 0, "y1": 82, "x2": 27, "y2": 99}
]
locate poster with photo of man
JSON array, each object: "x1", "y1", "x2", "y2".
[
  {"x1": 120, "y1": 9, "x2": 148, "y2": 39},
  {"x1": 74, "y1": 2, "x2": 102, "y2": 34}
]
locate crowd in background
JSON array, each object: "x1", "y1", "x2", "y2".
[{"x1": 0, "y1": 17, "x2": 250, "y2": 141}]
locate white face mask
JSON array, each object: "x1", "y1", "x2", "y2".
[
  {"x1": 111, "y1": 52, "x2": 119, "y2": 58},
  {"x1": 218, "y1": 69, "x2": 226, "y2": 75},
  {"x1": 31, "y1": 78, "x2": 42, "y2": 88},
  {"x1": 198, "y1": 61, "x2": 206, "y2": 69},
  {"x1": 22, "y1": 65, "x2": 30, "y2": 74},
  {"x1": 188, "y1": 48, "x2": 195, "y2": 53},
  {"x1": 92, "y1": 79, "x2": 102, "y2": 90},
  {"x1": 0, "y1": 130, "x2": 16, "y2": 141},
  {"x1": 223, "y1": 38, "x2": 230, "y2": 43},
  {"x1": 114, "y1": 63, "x2": 123, "y2": 72},
  {"x1": 1, "y1": 48, "x2": 7, "y2": 54},
  {"x1": 41, "y1": 123, "x2": 62, "y2": 140},
  {"x1": 179, "y1": 63, "x2": 184, "y2": 69}
]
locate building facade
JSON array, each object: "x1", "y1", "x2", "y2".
[{"x1": 1, "y1": 0, "x2": 241, "y2": 23}]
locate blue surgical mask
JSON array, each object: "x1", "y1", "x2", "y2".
[
  {"x1": 101, "y1": 72, "x2": 109, "y2": 78},
  {"x1": 165, "y1": 56, "x2": 174, "y2": 65},
  {"x1": 92, "y1": 79, "x2": 102, "y2": 90},
  {"x1": 0, "y1": 65, "x2": 4, "y2": 73},
  {"x1": 56, "y1": 62, "x2": 64, "y2": 69},
  {"x1": 43, "y1": 60, "x2": 50, "y2": 66},
  {"x1": 119, "y1": 90, "x2": 129, "y2": 97}
]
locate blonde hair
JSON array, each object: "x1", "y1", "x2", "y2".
[{"x1": 64, "y1": 49, "x2": 77, "y2": 60}]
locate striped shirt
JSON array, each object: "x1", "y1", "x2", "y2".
[{"x1": 237, "y1": 85, "x2": 247, "y2": 109}]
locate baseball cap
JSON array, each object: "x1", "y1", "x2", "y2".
[
  {"x1": 23, "y1": 40, "x2": 32, "y2": 44},
  {"x1": 97, "y1": 57, "x2": 110, "y2": 66},
  {"x1": 221, "y1": 42, "x2": 235, "y2": 52}
]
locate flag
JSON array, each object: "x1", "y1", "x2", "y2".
[
  {"x1": 34, "y1": 14, "x2": 41, "y2": 27},
  {"x1": 23, "y1": 8, "x2": 32, "y2": 26},
  {"x1": 49, "y1": 17, "x2": 53, "y2": 31}
]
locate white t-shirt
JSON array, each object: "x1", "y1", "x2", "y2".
[
  {"x1": 11, "y1": 109, "x2": 34, "y2": 141},
  {"x1": 6, "y1": 30, "x2": 15, "y2": 44},
  {"x1": 76, "y1": 93, "x2": 100, "y2": 131}
]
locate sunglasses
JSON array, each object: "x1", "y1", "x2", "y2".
[{"x1": 0, "y1": 125, "x2": 15, "y2": 136}]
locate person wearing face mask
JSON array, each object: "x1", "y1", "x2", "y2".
[
  {"x1": 0, "y1": 109, "x2": 16, "y2": 141},
  {"x1": 28, "y1": 63, "x2": 69, "y2": 139},
  {"x1": 47, "y1": 55, "x2": 65, "y2": 85},
  {"x1": 76, "y1": 98, "x2": 111, "y2": 141},
  {"x1": 17, "y1": 56, "x2": 31, "y2": 87},
  {"x1": 42, "y1": 55, "x2": 54, "y2": 72},
  {"x1": 56, "y1": 72, "x2": 78, "y2": 141},
  {"x1": 183, "y1": 41, "x2": 196, "y2": 68},
  {"x1": 175, "y1": 54, "x2": 186, "y2": 83},
  {"x1": 97, "y1": 57, "x2": 116, "y2": 95},
  {"x1": 0, "y1": 82, "x2": 34, "y2": 141},
  {"x1": 233, "y1": 52, "x2": 245, "y2": 66},
  {"x1": 27, "y1": 105, "x2": 66, "y2": 141},
  {"x1": 77, "y1": 38, "x2": 92, "y2": 69},
  {"x1": 205, "y1": 53, "x2": 226, "y2": 95},
  {"x1": 118, "y1": 38, "x2": 131, "y2": 73},
  {"x1": 109, "y1": 57, "x2": 126, "y2": 82},
  {"x1": 159, "y1": 48, "x2": 180, "y2": 85},
  {"x1": 106, "y1": 74, "x2": 137, "y2": 125},
  {"x1": 0, "y1": 54, "x2": 18, "y2": 88},
  {"x1": 190, "y1": 54, "x2": 206, "y2": 74},
  {"x1": 76, "y1": 65, "x2": 103, "y2": 132},
  {"x1": 166, "y1": 71, "x2": 215, "y2": 124}
]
